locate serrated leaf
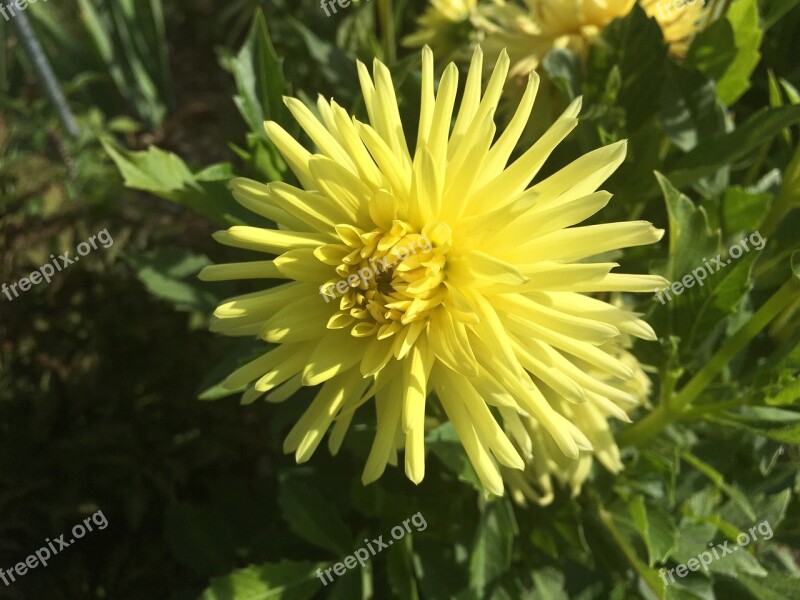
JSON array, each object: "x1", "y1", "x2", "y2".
[
  {"x1": 102, "y1": 140, "x2": 251, "y2": 225},
  {"x1": 657, "y1": 172, "x2": 720, "y2": 281},
  {"x1": 715, "y1": 0, "x2": 763, "y2": 105},
  {"x1": 628, "y1": 495, "x2": 678, "y2": 566}
]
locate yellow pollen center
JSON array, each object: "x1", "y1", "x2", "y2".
[{"x1": 323, "y1": 219, "x2": 451, "y2": 339}]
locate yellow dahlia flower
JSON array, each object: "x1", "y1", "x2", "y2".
[
  {"x1": 402, "y1": 0, "x2": 479, "y2": 62},
  {"x1": 201, "y1": 46, "x2": 667, "y2": 496},
  {"x1": 476, "y1": 0, "x2": 705, "y2": 78},
  {"x1": 503, "y1": 336, "x2": 652, "y2": 505},
  {"x1": 641, "y1": 0, "x2": 706, "y2": 57}
]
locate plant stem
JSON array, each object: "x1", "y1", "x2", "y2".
[
  {"x1": 761, "y1": 144, "x2": 800, "y2": 238},
  {"x1": 595, "y1": 502, "x2": 665, "y2": 597},
  {"x1": 674, "y1": 279, "x2": 798, "y2": 409},
  {"x1": 618, "y1": 277, "x2": 800, "y2": 447},
  {"x1": 377, "y1": 0, "x2": 396, "y2": 62}
]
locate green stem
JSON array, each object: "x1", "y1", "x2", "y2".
[
  {"x1": 679, "y1": 397, "x2": 745, "y2": 419},
  {"x1": 618, "y1": 277, "x2": 800, "y2": 447},
  {"x1": 743, "y1": 141, "x2": 771, "y2": 188},
  {"x1": 377, "y1": 0, "x2": 396, "y2": 62},
  {"x1": 596, "y1": 503, "x2": 665, "y2": 597},
  {"x1": 761, "y1": 144, "x2": 800, "y2": 238},
  {"x1": 674, "y1": 279, "x2": 798, "y2": 409}
]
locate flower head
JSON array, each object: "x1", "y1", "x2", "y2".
[
  {"x1": 641, "y1": 0, "x2": 706, "y2": 57},
  {"x1": 476, "y1": 0, "x2": 704, "y2": 77},
  {"x1": 403, "y1": 0, "x2": 479, "y2": 62},
  {"x1": 202, "y1": 47, "x2": 667, "y2": 495},
  {"x1": 503, "y1": 335, "x2": 652, "y2": 505}
]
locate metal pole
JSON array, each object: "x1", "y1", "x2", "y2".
[{"x1": 10, "y1": 8, "x2": 79, "y2": 139}]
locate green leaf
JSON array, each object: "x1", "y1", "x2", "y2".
[
  {"x1": 720, "y1": 490, "x2": 790, "y2": 537},
  {"x1": 541, "y1": 48, "x2": 582, "y2": 100},
  {"x1": 278, "y1": 476, "x2": 353, "y2": 556},
  {"x1": 76, "y1": 0, "x2": 170, "y2": 127},
  {"x1": 715, "y1": 0, "x2": 764, "y2": 105},
  {"x1": 651, "y1": 174, "x2": 763, "y2": 363},
  {"x1": 589, "y1": 4, "x2": 668, "y2": 131},
  {"x1": 721, "y1": 187, "x2": 773, "y2": 235},
  {"x1": 199, "y1": 560, "x2": 324, "y2": 600},
  {"x1": 685, "y1": 19, "x2": 737, "y2": 80},
  {"x1": 681, "y1": 452, "x2": 756, "y2": 520},
  {"x1": 287, "y1": 17, "x2": 358, "y2": 102},
  {"x1": 628, "y1": 495, "x2": 678, "y2": 566},
  {"x1": 664, "y1": 105, "x2": 800, "y2": 188},
  {"x1": 531, "y1": 567, "x2": 569, "y2": 600},
  {"x1": 764, "y1": 378, "x2": 800, "y2": 406},
  {"x1": 664, "y1": 577, "x2": 714, "y2": 600},
  {"x1": 657, "y1": 172, "x2": 720, "y2": 282},
  {"x1": 125, "y1": 247, "x2": 220, "y2": 313},
  {"x1": 735, "y1": 572, "x2": 800, "y2": 600},
  {"x1": 103, "y1": 139, "x2": 193, "y2": 192},
  {"x1": 229, "y1": 10, "x2": 290, "y2": 138},
  {"x1": 102, "y1": 140, "x2": 252, "y2": 225},
  {"x1": 387, "y1": 536, "x2": 419, "y2": 600},
  {"x1": 661, "y1": 62, "x2": 726, "y2": 151},
  {"x1": 469, "y1": 499, "x2": 517, "y2": 596},
  {"x1": 668, "y1": 514, "x2": 766, "y2": 580},
  {"x1": 730, "y1": 406, "x2": 800, "y2": 426},
  {"x1": 762, "y1": 422, "x2": 800, "y2": 443}
]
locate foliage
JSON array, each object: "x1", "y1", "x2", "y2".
[{"x1": 1, "y1": 0, "x2": 799, "y2": 598}]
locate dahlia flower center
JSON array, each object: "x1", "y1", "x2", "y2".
[{"x1": 324, "y1": 220, "x2": 451, "y2": 339}]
